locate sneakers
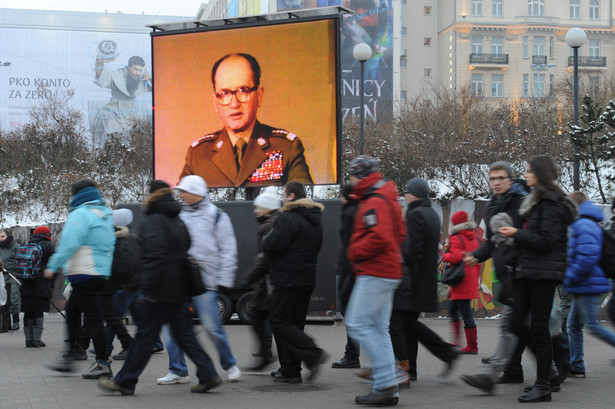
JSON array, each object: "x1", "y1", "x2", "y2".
[
  {"x1": 460, "y1": 373, "x2": 495, "y2": 394},
  {"x1": 190, "y1": 376, "x2": 223, "y2": 393},
  {"x1": 157, "y1": 372, "x2": 192, "y2": 385},
  {"x1": 355, "y1": 385, "x2": 399, "y2": 406},
  {"x1": 82, "y1": 360, "x2": 113, "y2": 379},
  {"x1": 569, "y1": 369, "x2": 586, "y2": 378},
  {"x1": 152, "y1": 345, "x2": 165, "y2": 353},
  {"x1": 227, "y1": 365, "x2": 241, "y2": 382},
  {"x1": 98, "y1": 379, "x2": 135, "y2": 396},
  {"x1": 63, "y1": 345, "x2": 88, "y2": 361},
  {"x1": 273, "y1": 373, "x2": 303, "y2": 384},
  {"x1": 112, "y1": 349, "x2": 129, "y2": 361}
]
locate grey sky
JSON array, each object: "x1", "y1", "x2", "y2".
[{"x1": 0, "y1": 0, "x2": 204, "y2": 17}]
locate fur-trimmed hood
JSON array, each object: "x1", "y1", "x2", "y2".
[
  {"x1": 519, "y1": 190, "x2": 577, "y2": 220},
  {"x1": 281, "y1": 198, "x2": 324, "y2": 226},
  {"x1": 450, "y1": 221, "x2": 477, "y2": 236},
  {"x1": 143, "y1": 188, "x2": 182, "y2": 217}
]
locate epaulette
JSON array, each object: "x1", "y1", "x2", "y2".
[
  {"x1": 271, "y1": 129, "x2": 297, "y2": 141},
  {"x1": 191, "y1": 133, "x2": 217, "y2": 148}
]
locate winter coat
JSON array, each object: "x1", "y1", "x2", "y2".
[
  {"x1": 263, "y1": 198, "x2": 324, "y2": 289},
  {"x1": 243, "y1": 209, "x2": 280, "y2": 310},
  {"x1": 138, "y1": 188, "x2": 191, "y2": 304},
  {"x1": 0, "y1": 236, "x2": 20, "y2": 275},
  {"x1": 512, "y1": 190, "x2": 576, "y2": 281},
  {"x1": 347, "y1": 173, "x2": 406, "y2": 280},
  {"x1": 46, "y1": 200, "x2": 115, "y2": 283},
  {"x1": 564, "y1": 201, "x2": 611, "y2": 294},
  {"x1": 180, "y1": 197, "x2": 237, "y2": 291},
  {"x1": 337, "y1": 198, "x2": 359, "y2": 308},
  {"x1": 403, "y1": 198, "x2": 441, "y2": 312},
  {"x1": 442, "y1": 223, "x2": 480, "y2": 300},
  {"x1": 20, "y1": 234, "x2": 55, "y2": 302},
  {"x1": 103, "y1": 226, "x2": 142, "y2": 295}
]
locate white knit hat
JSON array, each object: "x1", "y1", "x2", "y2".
[
  {"x1": 254, "y1": 187, "x2": 280, "y2": 210},
  {"x1": 176, "y1": 175, "x2": 207, "y2": 197},
  {"x1": 112, "y1": 208, "x2": 133, "y2": 227}
]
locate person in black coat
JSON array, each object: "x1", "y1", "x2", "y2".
[
  {"x1": 499, "y1": 155, "x2": 576, "y2": 403},
  {"x1": 20, "y1": 226, "x2": 55, "y2": 347},
  {"x1": 98, "y1": 180, "x2": 220, "y2": 396}
]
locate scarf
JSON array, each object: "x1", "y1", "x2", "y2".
[
  {"x1": 0, "y1": 235, "x2": 13, "y2": 248},
  {"x1": 70, "y1": 186, "x2": 103, "y2": 210}
]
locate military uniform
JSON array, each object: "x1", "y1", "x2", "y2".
[{"x1": 180, "y1": 122, "x2": 313, "y2": 187}]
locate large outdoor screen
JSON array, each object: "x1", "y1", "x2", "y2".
[{"x1": 152, "y1": 17, "x2": 340, "y2": 188}]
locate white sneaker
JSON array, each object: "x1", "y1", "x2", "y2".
[
  {"x1": 227, "y1": 365, "x2": 241, "y2": 382},
  {"x1": 157, "y1": 372, "x2": 191, "y2": 385}
]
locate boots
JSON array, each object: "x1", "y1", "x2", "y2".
[
  {"x1": 11, "y1": 314, "x2": 20, "y2": 331},
  {"x1": 451, "y1": 321, "x2": 462, "y2": 347},
  {"x1": 461, "y1": 327, "x2": 478, "y2": 355},
  {"x1": 32, "y1": 317, "x2": 46, "y2": 347},
  {"x1": 24, "y1": 318, "x2": 35, "y2": 347},
  {"x1": 396, "y1": 360, "x2": 410, "y2": 388}
]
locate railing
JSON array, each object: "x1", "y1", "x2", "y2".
[
  {"x1": 567, "y1": 56, "x2": 607, "y2": 67},
  {"x1": 516, "y1": 16, "x2": 559, "y2": 24},
  {"x1": 469, "y1": 53, "x2": 509, "y2": 64},
  {"x1": 532, "y1": 55, "x2": 547, "y2": 65}
]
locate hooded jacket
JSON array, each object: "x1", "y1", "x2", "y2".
[
  {"x1": 442, "y1": 222, "x2": 481, "y2": 300},
  {"x1": 0, "y1": 235, "x2": 19, "y2": 275},
  {"x1": 347, "y1": 172, "x2": 406, "y2": 280},
  {"x1": 138, "y1": 188, "x2": 191, "y2": 304},
  {"x1": 179, "y1": 196, "x2": 237, "y2": 291},
  {"x1": 20, "y1": 233, "x2": 55, "y2": 301},
  {"x1": 262, "y1": 198, "x2": 324, "y2": 289},
  {"x1": 564, "y1": 200, "x2": 611, "y2": 294}
]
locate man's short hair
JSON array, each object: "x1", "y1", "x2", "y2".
[
  {"x1": 284, "y1": 182, "x2": 306, "y2": 201},
  {"x1": 128, "y1": 56, "x2": 145, "y2": 67},
  {"x1": 71, "y1": 179, "x2": 97, "y2": 196},
  {"x1": 489, "y1": 161, "x2": 514, "y2": 179},
  {"x1": 211, "y1": 53, "x2": 261, "y2": 90},
  {"x1": 569, "y1": 191, "x2": 588, "y2": 206}
]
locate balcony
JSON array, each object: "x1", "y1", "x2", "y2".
[
  {"x1": 516, "y1": 16, "x2": 559, "y2": 24},
  {"x1": 469, "y1": 53, "x2": 510, "y2": 69},
  {"x1": 532, "y1": 55, "x2": 547, "y2": 65},
  {"x1": 567, "y1": 56, "x2": 607, "y2": 68}
]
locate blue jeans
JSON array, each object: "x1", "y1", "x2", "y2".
[
  {"x1": 567, "y1": 294, "x2": 615, "y2": 372},
  {"x1": 164, "y1": 291, "x2": 236, "y2": 375},
  {"x1": 345, "y1": 276, "x2": 400, "y2": 392},
  {"x1": 448, "y1": 299, "x2": 476, "y2": 328}
]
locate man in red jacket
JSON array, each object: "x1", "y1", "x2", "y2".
[{"x1": 345, "y1": 155, "x2": 406, "y2": 406}]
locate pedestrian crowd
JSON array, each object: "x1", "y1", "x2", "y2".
[{"x1": 2, "y1": 153, "x2": 615, "y2": 406}]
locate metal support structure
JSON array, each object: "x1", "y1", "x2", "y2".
[
  {"x1": 573, "y1": 46, "x2": 580, "y2": 191},
  {"x1": 359, "y1": 60, "x2": 365, "y2": 155}
]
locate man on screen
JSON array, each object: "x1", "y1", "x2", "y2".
[{"x1": 179, "y1": 53, "x2": 313, "y2": 187}]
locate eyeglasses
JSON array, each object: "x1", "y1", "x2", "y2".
[
  {"x1": 215, "y1": 86, "x2": 258, "y2": 106},
  {"x1": 489, "y1": 176, "x2": 510, "y2": 182}
]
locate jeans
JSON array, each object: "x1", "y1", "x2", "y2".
[
  {"x1": 567, "y1": 294, "x2": 615, "y2": 372},
  {"x1": 449, "y1": 299, "x2": 476, "y2": 328},
  {"x1": 346, "y1": 276, "x2": 400, "y2": 392},
  {"x1": 482, "y1": 305, "x2": 518, "y2": 378},
  {"x1": 164, "y1": 291, "x2": 236, "y2": 375},
  {"x1": 114, "y1": 301, "x2": 217, "y2": 390}
]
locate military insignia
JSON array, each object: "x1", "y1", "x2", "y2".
[
  {"x1": 271, "y1": 129, "x2": 297, "y2": 141},
  {"x1": 363, "y1": 209, "x2": 377, "y2": 228},
  {"x1": 257, "y1": 137, "x2": 266, "y2": 146},
  {"x1": 285, "y1": 132, "x2": 297, "y2": 141},
  {"x1": 191, "y1": 133, "x2": 216, "y2": 148},
  {"x1": 216, "y1": 140, "x2": 224, "y2": 149},
  {"x1": 249, "y1": 151, "x2": 283, "y2": 182}
]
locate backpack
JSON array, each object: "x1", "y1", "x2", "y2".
[
  {"x1": 600, "y1": 228, "x2": 615, "y2": 279},
  {"x1": 111, "y1": 235, "x2": 139, "y2": 285},
  {"x1": 14, "y1": 242, "x2": 44, "y2": 280}
]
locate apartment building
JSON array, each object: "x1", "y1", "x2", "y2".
[{"x1": 400, "y1": 0, "x2": 614, "y2": 103}]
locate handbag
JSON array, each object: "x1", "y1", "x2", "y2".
[
  {"x1": 440, "y1": 236, "x2": 466, "y2": 286},
  {"x1": 183, "y1": 255, "x2": 206, "y2": 297}
]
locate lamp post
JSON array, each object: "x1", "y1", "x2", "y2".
[
  {"x1": 529, "y1": 63, "x2": 555, "y2": 115},
  {"x1": 353, "y1": 43, "x2": 372, "y2": 155},
  {"x1": 566, "y1": 27, "x2": 586, "y2": 191}
]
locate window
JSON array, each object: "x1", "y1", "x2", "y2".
[
  {"x1": 493, "y1": 0, "x2": 503, "y2": 17},
  {"x1": 424, "y1": 68, "x2": 432, "y2": 78},
  {"x1": 492, "y1": 74, "x2": 503, "y2": 97},
  {"x1": 523, "y1": 36, "x2": 529, "y2": 58},
  {"x1": 400, "y1": 90, "x2": 407, "y2": 101},
  {"x1": 401, "y1": 27, "x2": 407, "y2": 36},
  {"x1": 472, "y1": 74, "x2": 484, "y2": 96},
  {"x1": 424, "y1": 37, "x2": 432, "y2": 46},
  {"x1": 528, "y1": 0, "x2": 544, "y2": 16},
  {"x1": 523, "y1": 74, "x2": 529, "y2": 97},
  {"x1": 472, "y1": 0, "x2": 482, "y2": 16},
  {"x1": 589, "y1": 39, "x2": 600, "y2": 58},
  {"x1": 424, "y1": 6, "x2": 432, "y2": 15},
  {"x1": 533, "y1": 73, "x2": 546, "y2": 97},
  {"x1": 401, "y1": 58, "x2": 407, "y2": 68},
  {"x1": 549, "y1": 37, "x2": 554, "y2": 59},
  {"x1": 472, "y1": 36, "x2": 483, "y2": 54},
  {"x1": 570, "y1": 0, "x2": 580, "y2": 19},
  {"x1": 492, "y1": 36, "x2": 503, "y2": 55},
  {"x1": 533, "y1": 36, "x2": 545, "y2": 56},
  {"x1": 549, "y1": 74, "x2": 555, "y2": 94},
  {"x1": 589, "y1": 76, "x2": 600, "y2": 95},
  {"x1": 590, "y1": 0, "x2": 599, "y2": 20}
]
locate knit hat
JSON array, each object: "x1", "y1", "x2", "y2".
[
  {"x1": 71, "y1": 179, "x2": 97, "y2": 196},
  {"x1": 33, "y1": 226, "x2": 51, "y2": 238},
  {"x1": 148, "y1": 180, "x2": 170, "y2": 194},
  {"x1": 451, "y1": 211, "x2": 468, "y2": 226},
  {"x1": 176, "y1": 175, "x2": 207, "y2": 197},
  {"x1": 404, "y1": 178, "x2": 430, "y2": 199},
  {"x1": 489, "y1": 161, "x2": 514, "y2": 179},
  {"x1": 254, "y1": 187, "x2": 280, "y2": 210},
  {"x1": 348, "y1": 155, "x2": 380, "y2": 179},
  {"x1": 112, "y1": 209, "x2": 133, "y2": 227}
]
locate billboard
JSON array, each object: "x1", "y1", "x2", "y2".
[
  {"x1": 278, "y1": 0, "x2": 394, "y2": 123},
  {"x1": 0, "y1": 27, "x2": 152, "y2": 146},
  {"x1": 151, "y1": 17, "x2": 340, "y2": 188}
]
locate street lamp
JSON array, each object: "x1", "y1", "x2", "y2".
[
  {"x1": 566, "y1": 27, "x2": 586, "y2": 191},
  {"x1": 353, "y1": 43, "x2": 372, "y2": 155},
  {"x1": 529, "y1": 63, "x2": 555, "y2": 115}
]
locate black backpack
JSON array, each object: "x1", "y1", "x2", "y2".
[
  {"x1": 111, "y1": 234, "x2": 141, "y2": 285},
  {"x1": 600, "y1": 228, "x2": 615, "y2": 279}
]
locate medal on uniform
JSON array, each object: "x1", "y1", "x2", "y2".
[{"x1": 249, "y1": 151, "x2": 283, "y2": 182}]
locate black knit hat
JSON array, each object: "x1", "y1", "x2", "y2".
[
  {"x1": 71, "y1": 179, "x2": 97, "y2": 196},
  {"x1": 404, "y1": 178, "x2": 430, "y2": 199},
  {"x1": 148, "y1": 180, "x2": 170, "y2": 194},
  {"x1": 348, "y1": 155, "x2": 380, "y2": 179}
]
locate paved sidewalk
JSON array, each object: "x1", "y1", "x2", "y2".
[{"x1": 0, "y1": 315, "x2": 613, "y2": 408}]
